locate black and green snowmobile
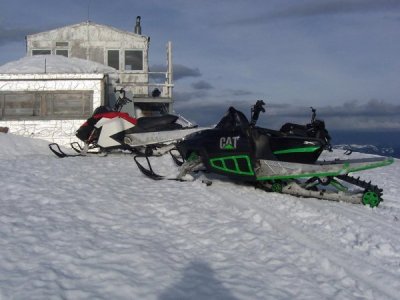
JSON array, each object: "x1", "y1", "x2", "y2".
[{"x1": 135, "y1": 100, "x2": 394, "y2": 207}]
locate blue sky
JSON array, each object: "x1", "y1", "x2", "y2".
[{"x1": 1, "y1": 0, "x2": 399, "y2": 130}]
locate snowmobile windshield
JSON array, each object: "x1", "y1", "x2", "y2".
[
  {"x1": 93, "y1": 105, "x2": 112, "y2": 115},
  {"x1": 216, "y1": 107, "x2": 250, "y2": 131}
]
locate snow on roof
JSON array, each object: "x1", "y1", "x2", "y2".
[
  {"x1": 0, "y1": 55, "x2": 118, "y2": 74},
  {"x1": 27, "y1": 21, "x2": 147, "y2": 39}
]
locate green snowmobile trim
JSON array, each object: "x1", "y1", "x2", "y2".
[
  {"x1": 271, "y1": 182, "x2": 283, "y2": 193},
  {"x1": 256, "y1": 157, "x2": 394, "y2": 181},
  {"x1": 273, "y1": 146, "x2": 320, "y2": 155},
  {"x1": 223, "y1": 144, "x2": 235, "y2": 150},
  {"x1": 362, "y1": 191, "x2": 380, "y2": 208},
  {"x1": 330, "y1": 179, "x2": 348, "y2": 192},
  {"x1": 210, "y1": 155, "x2": 254, "y2": 176}
]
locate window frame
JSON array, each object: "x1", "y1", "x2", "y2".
[
  {"x1": 124, "y1": 49, "x2": 143, "y2": 71},
  {"x1": 107, "y1": 49, "x2": 120, "y2": 70},
  {"x1": 32, "y1": 49, "x2": 52, "y2": 55},
  {"x1": 55, "y1": 49, "x2": 69, "y2": 57},
  {"x1": 0, "y1": 91, "x2": 93, "y2": 120},
  {"x1": 55, "y1": 41, "x2": 69, "y2": 47}
]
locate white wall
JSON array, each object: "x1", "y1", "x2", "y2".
[{"x1": 0, "y1": 73, "x2": 104, "y2": 146}]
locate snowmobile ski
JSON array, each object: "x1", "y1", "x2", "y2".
[
  {"x1": 134, "y1": 153, "x2": 202, "y2": 181},
  {"x1": 49, "y1": 143, "x2": 81, "y2": 158},
  {"x1": 133, "y1": 155, "x2": 164, "y2": 180},
  {"x1": 48, "y1": 142, "x2": 106, "y2": 158}
]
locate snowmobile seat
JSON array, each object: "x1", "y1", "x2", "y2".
[
  {"x1": 280, "y1": 123, "x2": 309, "y2": 137},
  {"x1": 136, "y1": 114, "x2": 179, "y2": 130},
  {"x1": 256, "y1": 127, "x2": 286, "y2": 138}
]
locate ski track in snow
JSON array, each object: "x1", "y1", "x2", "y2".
[
  {"x1": 0, "y1": 133, "x2": 399, "y2": 299},
  {"x1": 216, "y1": 187, "x2": 400, "y2": 299}
]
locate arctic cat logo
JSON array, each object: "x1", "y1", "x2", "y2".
[{"x1": 220, "y1": 136, "x2": 239, "y2": 150}]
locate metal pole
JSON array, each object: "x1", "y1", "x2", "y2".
[{"x1": 167, "y1": 41, "x2": 173, "y2": 113}]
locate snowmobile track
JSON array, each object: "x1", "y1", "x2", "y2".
[
  {"x1": 218, "y1": 187, "x2": 400, "y2": 300},
  {"x1": 308, "y1": 197, "x2": 400, "y2": 237}
]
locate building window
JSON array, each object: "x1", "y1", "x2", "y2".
[
  {"x1": 107, "y1": 50, "x2": 119, "y2": 70},
  {"x1": 0, "y1": 93, "x2": 39, "y2": 118},
  {"x1": 56, "y1": 49, "x2": 69, "y2": 57},
  {"x1": 47, "y1": 93, "x2": 92, "y2": 117},
  {"x1": 32, "y1": 49, "x2": 51, "y2": 55},
  {"x1": 0, "y1": 91, "x2": 93, "y2": 120},
  {"x1": 124, "y1": 50, "x2": 143, "y2": 71},
  {"x1": 56, "y1": 42, "x2": 69, "y2": 47}
]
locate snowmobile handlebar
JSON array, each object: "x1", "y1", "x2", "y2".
[
  {"x1": 310, "y1": 107, "x2": 316, "y2": 123},
  {"x1": 250, "y1": 100, "x2": 266, "y2": 126},
  {"x1": 113, "y1": 88, "x2": 132, "y2": 111}
]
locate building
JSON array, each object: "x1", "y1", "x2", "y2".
[
  {"x1": 0, "y1": 18, "x2": 174, "y2": 145},
  {"x1": 0, "y1": 57, "x2": 109, "y2": 145}
]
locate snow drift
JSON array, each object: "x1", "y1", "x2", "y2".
[{"x1": 0, "y1": 133, "x2": 399, "y2": 299}]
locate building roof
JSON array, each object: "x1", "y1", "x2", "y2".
[{"x1": 0, "y1": 55, "x2": 118, "y2": 75}]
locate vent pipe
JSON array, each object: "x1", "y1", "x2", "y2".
[{"x1": 134, "y1": 16, "x2": 142, "y2": 34}]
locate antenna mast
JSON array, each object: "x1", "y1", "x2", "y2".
[{"x1": 87, "y1": 0, "x2": 92, "y2": 21}]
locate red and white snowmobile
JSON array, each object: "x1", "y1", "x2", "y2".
[{"x1": 49, "y1": 88, "x2": 203, "y2": 158}]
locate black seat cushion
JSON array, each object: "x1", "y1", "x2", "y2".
[{"x1": 137, "y1": 114, "x2": 179, "y2": 130}]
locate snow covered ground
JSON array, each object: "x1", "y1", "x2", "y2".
[{"x1": 1, "y1": 133, "x2": 399, "y2": 300}]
